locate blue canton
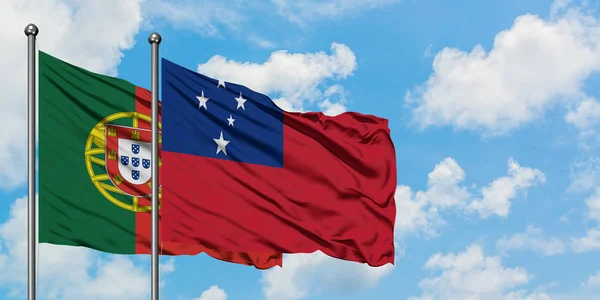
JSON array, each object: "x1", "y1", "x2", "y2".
[{"x1": 161, "y1": 58, "x2": 284, "y2": 168}]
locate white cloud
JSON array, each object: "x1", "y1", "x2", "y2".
[
  {"x1": 394, "y1": 185, "x2": 443, "y2": 239},
  {"x1": 194, "y1": 285, "x2": 228, "y2": 300},
  {"x1": 504, "y1": 290, "x2": 553, "y2": 300},
  {"x1": 396, "y1": 157, "x2": 544, "y2": 238},
  {"x1": 569, "y1": 157, "x2": 600, "y2": 192},
  {"x1": 409, "y1": 244, "x2": 541, "y2": 300},
  {"x1": 570, "y1": 186, "x2": 600, "y2": 253},
  {"x1": 394, "y1": 158, "x2": 469, "y2": 238},
  {"x1": 271, "y1": 0, "x2": 401, "y2": 24},
  {"x1": 197, "y1": 43, "x2": 356, "y2": 113},
  {"x1": 0, "y1": 0, "x2": 144, "y2": 189},
  {"x1": 318, "y1": 99, "x2": 346, "y2": 116},
  {"x1": 0, "y1": 196, "x2": 174, "y2": 299},
  {"x1": 565, "y1": 98, "x2": 600, "y2": 131},
  {"x1": 144, "y1": 0, "x2": 245, "y2": 37},
  {"x1": 316, "y1": 85, "x2": 348, "y2": 116},
  {"x1": 496, "y1": 225, "x2": 566, "y2": 256},
  {"x1": 260, "y1": 251, "x2": 394, "y2": 300},
  {"x1": 468, "y1": 158, "x2": 546, "y2": 219},
  {"x1": 571, "y1": 228, "x2": 600, "y2": 253},
  {"x1": 406, "y1": 3, "x2": 600, "y2": 135},
  {"x1": 422, "y1": 157, "x2": 471, "y2": 208},
  {"x1": 585, "y1": 188, "x2": 600, "y2": 222},
  {"x1": 581, "y1": 270, "x2": 600, "y2": 290},
  {"x1": 247, "y1": 35, "x2": 277, "y2": 49},
  {"x1": 551, "y1": 0, "x2": 574, "y2": 17}
]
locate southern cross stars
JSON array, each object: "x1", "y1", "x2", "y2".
[
  {"x1": 213, "y1": 131, "x2": 230, "y2": 155},
  {"x1": 235, "y1": 92, "x2": 247, "y2": 110},
  {"x1": 197, "y1": 91, "x2": 209, "y2": 109},
  {"x1": 194, "y1": 87, "x2": 248, "y2": 156}
]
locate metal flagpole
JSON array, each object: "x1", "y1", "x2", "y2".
[
  {"x1": 24, "y1": 23, "x2": 39, "y2": 300},
  {"x1": 148, "y1": 32, "x2": 162, "y2": 300}
]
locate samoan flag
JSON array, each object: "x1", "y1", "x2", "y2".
[{"x1": 160, "y1": 58, "x2": 397, "y2": 267}]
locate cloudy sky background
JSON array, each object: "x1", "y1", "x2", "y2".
[{"x1": 1, "y1": 0, "x2": 600, "y2": 299}]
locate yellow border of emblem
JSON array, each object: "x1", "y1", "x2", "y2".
[{"x1": 84, "y1": 112, "x2": 162, "y2": 212}]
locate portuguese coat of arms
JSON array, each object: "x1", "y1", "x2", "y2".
[{"x1": 105, "y1": 124, "x2": 161, "y2": 197}]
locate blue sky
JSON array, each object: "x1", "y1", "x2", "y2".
[{"x1": 1, "y1": 0, "x2": 600, "y2": 299}]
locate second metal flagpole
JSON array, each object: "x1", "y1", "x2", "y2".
[
  {"x1": 149, "y1": 32, "x2": 162, "y2": 300},
  {"x1": 25, "y1": 23, "x2": 39, "y2": 300}
]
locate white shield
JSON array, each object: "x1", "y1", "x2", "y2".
[{"x1": 118, "y1": 138, "x2": 152, "y2": 184}]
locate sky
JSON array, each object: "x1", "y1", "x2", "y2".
[{"x1": 1, "y1": 0, "x2": 600, "y2": 299}]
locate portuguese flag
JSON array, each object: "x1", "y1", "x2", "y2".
[{"x1": 38, "y1": 51, "x2": 282, "y2": 269}]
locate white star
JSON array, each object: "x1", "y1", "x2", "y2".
[
  {"x1": 227, "y1": 115, "x2": 235, "y2": 127},
  {"x1": 235, "y1": 92, "x2": 247, "y2": 110},
  {"x1": 213, "y1": 131, "x2": 230, "y2": 155},
  {"x1": 196, "y1": 91, "x2": 209, "y2": 110},
  {"x1": 217, "y1": 79, "x2": 226, "y2": 89}
]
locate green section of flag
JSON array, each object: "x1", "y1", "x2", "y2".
[{"x1": 38, "y1": 51, "x2": 137, "y2": 254}]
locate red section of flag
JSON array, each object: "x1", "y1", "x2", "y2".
[
  {"x1": 162, "y1": 111, "x2": 397, "y2": 267},
  {"x1": 133, "y1": 87, "x2": 283, "y2": 269}
]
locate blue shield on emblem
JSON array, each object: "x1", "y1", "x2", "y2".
[
  {"x1": 121, "y1": 156, "x2": 129, "y2": 166},
  {"x1": 132, "y1": 157, "x2": 140, "y2": 167},
  {"x1": 132, "y1": 144, "x2": 140, "y2": 154},
  {"x1": 132, "y1": 170, "x2": 140, "y2": 180},
  {"x1": 142, "y1": 159, "x2": 150, "y2": 169}
]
